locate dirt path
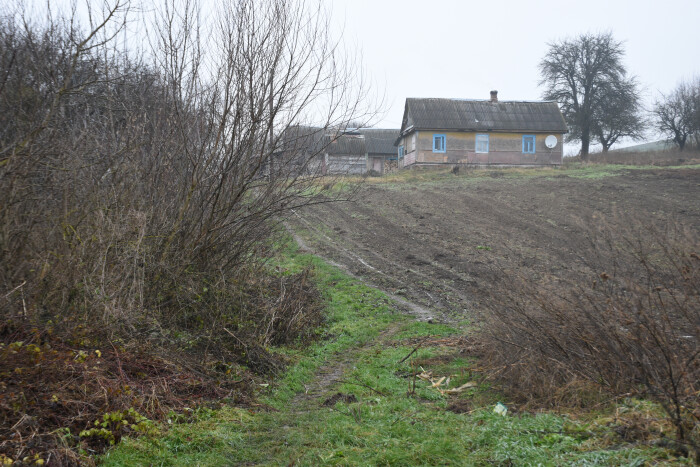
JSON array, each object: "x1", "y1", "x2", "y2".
[
  {"x1": 282, "y1": 220, "x2": 442, "y2": 417},
  {"x1": 285, "y1": 218, "x2": 439, "y2": 323},
  {"x1": 287, "y1": 321, "x2": 403, "y2": 412}
]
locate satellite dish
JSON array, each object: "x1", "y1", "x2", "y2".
[{"x1": 545, "y1": 135, "x2": 558, "y2": 149}]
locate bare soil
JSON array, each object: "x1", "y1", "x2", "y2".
[{"x1": 292, "y1": 167, "x2": 700, "y2": 322}]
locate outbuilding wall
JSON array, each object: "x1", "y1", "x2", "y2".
[{"x1": 324, "y1": 153, "x2": 366, "y2": 174}]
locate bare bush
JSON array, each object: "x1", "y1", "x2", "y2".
[
  {"x1": 479, "y1": 216, "x2": 699, "y2": 456},
  {"x1": 0, "y1": 0, "x2": 374, "y2": 461},
  {"x1": 0, "y1": 0, "x2": 371, "y2": 341}
]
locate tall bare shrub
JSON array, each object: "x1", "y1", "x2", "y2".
[{"x1": 0, "y1": 0, "x2": 374, "y2": 355}]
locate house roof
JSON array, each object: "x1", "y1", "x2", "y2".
[
  {"x1": 325, "y1": 134, "x2": 366, "y2": 155},
  {"x1": 279, "y1": 126, "x2": 400, "y2": 156},
  {"x1": 279, "y1": 125, "x2": 326, "y2": 153},
  {"x1": 400, "y1": 98, "x2": 568, "y2": 136},
  {"x1": 358, "y1": 129, "x2": 400, "y2": 155}
]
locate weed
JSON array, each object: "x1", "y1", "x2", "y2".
[{"x1": 80, "y1": 409, "x2": 157, "y2": 448}]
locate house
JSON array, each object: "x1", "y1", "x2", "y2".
[
  {"x1": 278, "y1": 126, "x2": 400, "y2": 175},
  {"x1": 324, "y1": 128, "x2": 400, "y2": 175},
  {"x1": 395, "y1": 91, "x2": 568, "y2": 167}
]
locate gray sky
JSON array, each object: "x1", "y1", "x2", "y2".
[
  {"x1": 330, "y1": 0, "x2": 700, "y2": 150},
  {"x1": 28, "y1": 0, "x2": 700, "y2": 152}
]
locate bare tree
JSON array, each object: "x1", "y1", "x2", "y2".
[
  {"x1": 653, "y1": 78, "x2": 700, "y2": 151},
  {"x1": 591, "y1": 78, "x2": 646, "y2": 152},
  {"x1": 539, "y1": 32, "x2": 640, "y2": 160}
]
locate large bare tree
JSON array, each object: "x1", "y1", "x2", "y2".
[{"x1": 539, "y1": 32, "x2": 640, "y2": 159}]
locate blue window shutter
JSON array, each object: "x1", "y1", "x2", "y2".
[
  {"x1": 476, "y1": 134, "x2": 489, "y2": 153},
  {"x1": 433, "y1": 134, "x2": 446, "y2": 153}
]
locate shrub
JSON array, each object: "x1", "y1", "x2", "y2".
[
  {"x1": 0, "y1": 0, "x2": 363, "y2": 462},
  {"x1": 479, "y1": 216, "x2": 699, "y2": 457}
]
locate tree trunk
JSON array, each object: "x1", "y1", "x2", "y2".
[
  {"x1": 675, "y1": 131, "x2": 686, "y2": 150},
  {"x1": 580, "y1": 129, "x2": 591, "y2": 161}
]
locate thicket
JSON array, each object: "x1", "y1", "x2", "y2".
[
  {"x1": 479, "y1": 216, "x2": 699, "y2": 458},
  {"x1": 0, "y1": 0, "x2": 371, "y2": 463}
]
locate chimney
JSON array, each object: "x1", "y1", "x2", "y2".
[{"x1": 490, "y1": 90, "x2": 498, "y2": 103}]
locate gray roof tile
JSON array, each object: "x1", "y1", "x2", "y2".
[
  {"x1": 402, "y1": 98, "x2": 568, "y2": 134},
  {"x1": 280, "y1": 126, "x2": 400, "y2": 156},
  {"x1": 325, "y1": 134, "x2": 366, "y2": 155},
  {"x1": 358, "y1": 129, "x2": 399, "y2": 155}
]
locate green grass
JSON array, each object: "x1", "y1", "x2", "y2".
[
  {"x1": 350, "y1": 162, "x2": 700, "y2": 189},
  {"x1": 101, "y1": 243, "x2": 690, "y2": 466}
]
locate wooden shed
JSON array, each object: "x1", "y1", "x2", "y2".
[
  {"x1": 396, "y1": 92, "x2": 568, "y2": 168},
  {"x1": 278, "y1": 126, "x2": 400, "y2": 175},
  {"x1": 323, "y1": 130, "x2": 366, "y2": 175},
  {"x1": 360, "y1": 129, "x2": 401, "y2": 175}
]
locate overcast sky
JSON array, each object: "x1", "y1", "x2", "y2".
[
  {"x1": 330, "y1": 0, "x2": 700, "y2": 149},
  {"x1": 27, "y1": 0, "x2": 700, "y2": 152}
]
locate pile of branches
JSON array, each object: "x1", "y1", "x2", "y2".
[
  {"x1": 0, "y1": 324, "x2": 249, "y2": 465},
  {"x1": 478, "y1": 216, "x2": 699, "y2": 458},
  {"x1": 0, "y1": 265, "x2": 324, "y2": 465}
]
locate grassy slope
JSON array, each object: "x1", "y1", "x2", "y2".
[
  {"x1": 102, "y1": 234, "x2": 687, "y2": 466},
  {"x1": 354, "y1": 161, "x2": 700, "y2": 186}
]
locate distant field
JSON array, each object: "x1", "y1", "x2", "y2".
[
  {"x1": 575, "y1": 148, "x2": 700, "y2": 166},
  {"x1": 293, "y1": 164, "x2": 700, "y2": 322}
]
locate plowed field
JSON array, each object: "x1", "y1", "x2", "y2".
[{"x1": 292, "y1": 166, "x2": 700, "y2": 321}]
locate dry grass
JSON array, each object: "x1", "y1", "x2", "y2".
[
  {"x1": 0, "y1": 325, "x2": 250, "y2": 465},
  {"x1": 478, "y1": 216, "x2": 699, "y2": 458}
]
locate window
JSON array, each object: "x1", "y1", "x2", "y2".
[
  {"x1": 398, "y1": 145, "x2": 404, "y2": 158},
  {"x1": 475, "y1": 134, "x2": 489, "y2": 153},
  {"x1": 411, "y1": 134, "x2": 416, "y2": 151},
  {"x1": 433, "y1": 134, "x2": 446, "y2": 153},
  {"x1": 522, "y1": 135, "x2": 536, "y2": 154}
]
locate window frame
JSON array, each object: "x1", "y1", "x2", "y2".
[
  {"x1": 433, "y1": 134, "x2": 446, "y2": 153},
  {"x1": 398, "y1": 145, "x2": 405, "y2": 158},
  {"x1": 475, "y1": 134, "x2": 489, "y2": 154},
  {"x1": 522, "y1": 135, "x2": 536, "y2": 154}
]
